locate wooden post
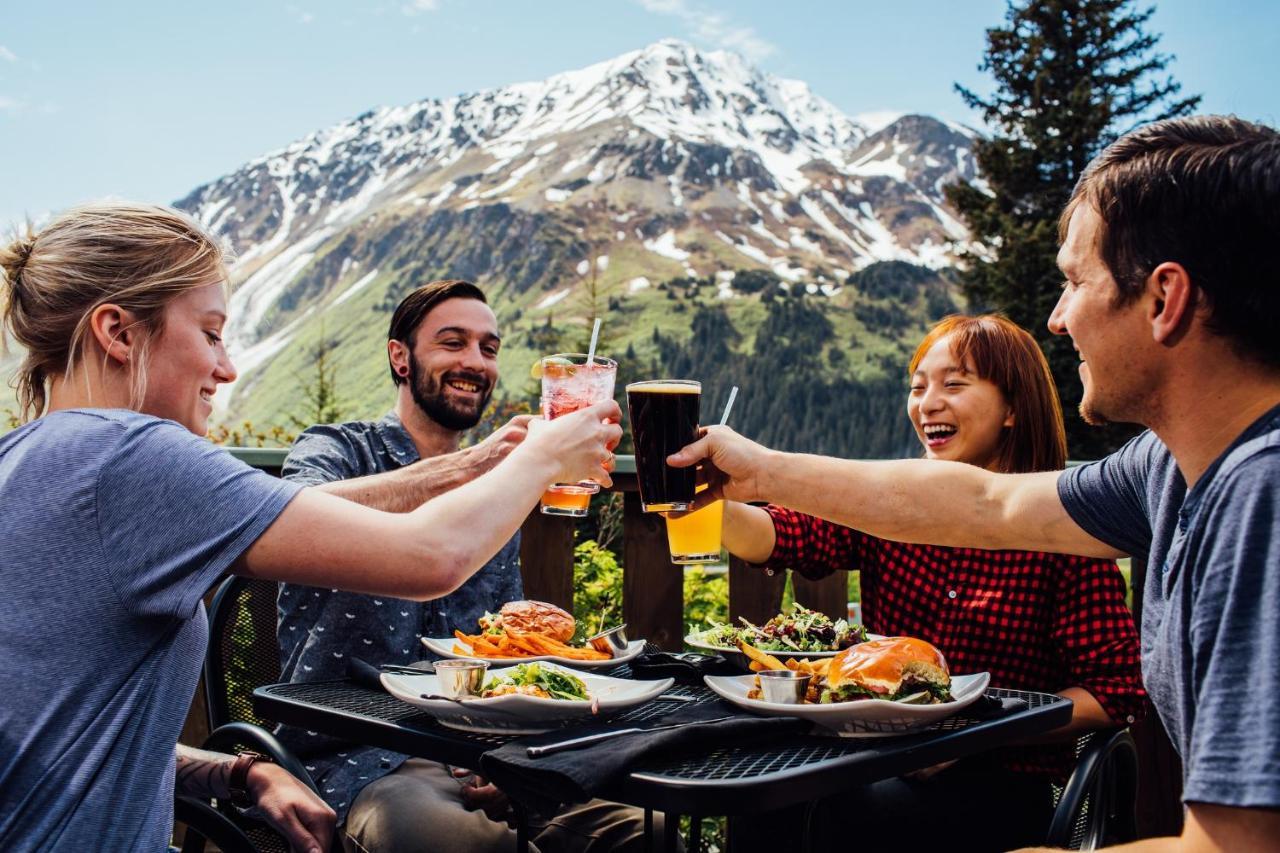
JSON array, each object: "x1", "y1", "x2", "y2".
[
  {"x1": 622, "y1": 490, "x2": 684, "y2": 650},
  {"x1": 518, "y1": 508, "x2": 575, "y2": 611},
  {"x1": 792, "y1": 572, "x2": 848, "y2": 621},
  {"x1": 1128, "y1": 556, "x2": 1185, "y2": 837},
  {"x1": 728, "y1": 556, "x2": 785, "y2": 625}
]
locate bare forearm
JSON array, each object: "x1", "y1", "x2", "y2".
[
  {"x1": 174, "y1": 744, "x2": 235, "y2": 800},
  {"x1": 756, "y1": 454, "x2": 1116, "y2": 557},
  {"x1": 721, "y1": 502, "x2": 776, "y2": 564},
  {"x1": 309, "y1": 446, "x2": 491, "y2": 512}
]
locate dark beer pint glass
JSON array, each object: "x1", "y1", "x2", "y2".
[{"x1": 626, "y1": 379, "x2": 700, "y2": 512}]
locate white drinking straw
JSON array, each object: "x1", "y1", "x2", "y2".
[
  {"x1": 586, "y1": 317, "x2": 602, "y2": 364},
  {"x1": 719, "y1": 385, "x2": 739, "y2": 426}
]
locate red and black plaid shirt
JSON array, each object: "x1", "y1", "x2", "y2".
[{"x1": 763, "y1": 505, "x2": 1145, "y2": 780}]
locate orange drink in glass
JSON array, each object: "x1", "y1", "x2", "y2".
[{"x1": 538, "y1": 353, "x2": 617, "y2": 517}]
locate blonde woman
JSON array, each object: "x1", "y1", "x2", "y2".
[{"x1": 0, "y1": 202, "x2": 621, "y2": 853}]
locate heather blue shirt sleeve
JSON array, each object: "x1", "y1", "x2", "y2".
[
  {"x1": 96, "y1": 417, "x2": 302, "y2": 619},
  {"x1": 1181, "y1": 444, "x2": 1280, "y2": 807},
  {"x1": 1057, "y1": 431, "x2": 1160, "y2": 560}
]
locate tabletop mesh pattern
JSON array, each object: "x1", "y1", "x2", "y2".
[{"x1": 259, "y1": 682, "x2": 1054, "y2": 778}]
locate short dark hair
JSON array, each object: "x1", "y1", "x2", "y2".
[
  {"x1": 1061, "y1": 115, "x2": 1280, "y2": 367},
  {"x1": 387, "y1": 279, "x2": 487, "y2": 385}
]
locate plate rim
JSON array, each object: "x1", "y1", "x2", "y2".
[{"x1": 702, "y1": 670, "x2": 991, "y2": 717}]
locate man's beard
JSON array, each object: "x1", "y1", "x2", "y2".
[{"x1": 408, "y1": 358, "x2": 493, "y2": 431}]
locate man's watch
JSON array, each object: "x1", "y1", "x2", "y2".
[{"x1": 227, "y1": 751, "x2": 264, "y2": 808}]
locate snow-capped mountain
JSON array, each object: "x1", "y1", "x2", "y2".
[{"x1": 176, "y1": 39, "x2": 979, "y2": 422}]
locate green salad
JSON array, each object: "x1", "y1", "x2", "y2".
[
  {"x1": 694, "y1": 604, "x2": 866, "y2": 653},
  {"x1": 481, "y1": 662, "x2": 590, "y2": 700}
]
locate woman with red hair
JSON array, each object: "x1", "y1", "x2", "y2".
[{"x1": 722, "y1": 314, "x2": 1143, "y2": 851}]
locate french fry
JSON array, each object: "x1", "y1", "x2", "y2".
[{"x1": 737, "y1": 639, "x2": 787, "y2": 671}]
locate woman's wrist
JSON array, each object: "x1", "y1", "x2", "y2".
[{"x1": 506, "y1": 437, "x2": 562, "y2": 490}]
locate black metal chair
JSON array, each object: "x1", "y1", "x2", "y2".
[
  {"x1": 1047, "y1": 728, "x2": 1140, "y2": 850},
  {"x1": 176, "y1": 575, "x2": 327, "y2": 853}
]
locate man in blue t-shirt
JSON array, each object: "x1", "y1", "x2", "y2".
[
  {"x1": 278, "y1": 279, "x2": 657, "y2": 853},
  {"x1": 670, "y1": 115, "x2": 1280, "y2": 851}
]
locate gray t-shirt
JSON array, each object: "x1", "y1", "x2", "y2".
[
  {"x1": 1059, "y1": 404, "x2": 1280, "y2": 808},
  {"x1": 0, "y1": 410, "x2": 299, "y2": 851}
]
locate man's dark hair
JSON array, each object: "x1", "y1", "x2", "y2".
[
  {"x1": 1061, "y1": 115, "x2": 1280, "y2": 367},
  {"x1": 387, "y1": 279, "x2": 487, "y2": 385}
]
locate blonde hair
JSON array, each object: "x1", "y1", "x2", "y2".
[{"x1": 0, "y1": 202, "x2": 228, "y2": 421}]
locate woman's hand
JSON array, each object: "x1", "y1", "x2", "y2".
[
  {"x1": 666, "y1": 425, "x2": 775, "y2": 505},
  {"x1": 523, "y1": 398, "x2": 623, "y2": 488},
  {"x1": 246, "y1": 761, "x2": 336, "y2": 853}
]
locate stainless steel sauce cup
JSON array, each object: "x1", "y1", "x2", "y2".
[
  {"x1": 587, "y1": 624, "x2": 629, "y2": 656},
  {"x1": 757, "y1": 669, "x2": 811, "y2": 704},
  {"x1": 434, "y1": 659, "x2": 490, "y2": 699}
]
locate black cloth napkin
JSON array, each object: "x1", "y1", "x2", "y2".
[
  {"x1": 967, "y1": 695, "x2": 1029, "y2": 719},
  {"x1": 480, "y1": 699, "x2": 810, "y2": 816},
  {"x1": 348, "y1": 657, "x2": 388, "y2": 692},
  {"x1": 347, "y1": 657, "x2": 434, "y2": 692}
]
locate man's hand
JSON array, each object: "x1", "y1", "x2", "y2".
[
  {"x1": 452, "y1": 767, "x2": 513, "y2": 823},
  {"x1": 247, "y1": 762, "x2": 336, "y2": 853},
  {"x1": 666, "y1": 425, "x2": 774, "y2": 506},
  {"x1": 471, "y1": 415, "x2": 534, "y2": 473}
]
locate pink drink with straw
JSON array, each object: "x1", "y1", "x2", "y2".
[{"x1": 539, "y1": 353, "x2": 617, "y2": 517}]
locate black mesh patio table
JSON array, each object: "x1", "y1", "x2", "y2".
[{"x1": 254, "y1": 671, "x2": 1071, "y2": 852}]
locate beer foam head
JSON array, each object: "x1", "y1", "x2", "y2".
[{"x1": 626, "y1": 380, "x2": 701, "y2": 394}]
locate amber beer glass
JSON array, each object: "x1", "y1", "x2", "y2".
[
  {"x1": 626, "y1": 380, "x2": 700, "y2": 512},
  {"x1": 539, "y1": 353, "x2": 617, "y2": 517},
  {"x1": 665, "y1": 485, "x2": 723, "y2": 564}
]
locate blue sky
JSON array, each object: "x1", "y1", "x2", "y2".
[{"x1": 2, "y1": 0, "x2": 1276, "y2": 230}]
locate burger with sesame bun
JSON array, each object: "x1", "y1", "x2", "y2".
[
  {"x1": 477, "y1": 600, "x2": 576, "y2": 643},
  {"x1": 820, "y1": 637, "x2": 953, "y2": 704}
]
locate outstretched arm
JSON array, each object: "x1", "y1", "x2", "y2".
[
  {"x1": 238, "y1": 400, "x2": 622, "y2": 600},
  {"x1": 175, "y1": 745, "x2": 334, "y2": 853},
  {"x1": 670, "y1": 426, "x2": 1122, "y2": 559},
  {"x1": 304, "y1": 416, "x2": 533, "y2": 512}
]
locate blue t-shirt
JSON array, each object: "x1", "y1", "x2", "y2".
[
  {"x1": 0, "y1": 410, "x2": 300, "y2": 851},
  {"x1": 1059, "y1": 403, "x2": 1280, "y2": 808}
]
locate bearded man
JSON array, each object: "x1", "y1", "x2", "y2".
[{"x1": 276, "y1": 280, "x2": 659, "y2": 853}]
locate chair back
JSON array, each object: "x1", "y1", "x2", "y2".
[
  {"x1": 205, "y1": 575, "x2": 283, "y2": 731},
  {"x1": 1048, "y1": 728, "x2": 1140, "y2": 849}
]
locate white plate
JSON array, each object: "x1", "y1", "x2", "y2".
[
  {"x1": 381, "y1": 666, "x2": 674, "y2": 735},
  {"x1": 685, "y1": 633, "x2": 885, "y2": 671},
  {"x1": 703, "y1": 671, "x2": 991, "y2": 737},
  {"x1": 422, "y1": 636, "x2": 645, "y2": 669}
]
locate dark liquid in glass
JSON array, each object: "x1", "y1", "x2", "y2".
[{"x1": 627, "y1": 382, "x2": 700, "y2": 512}]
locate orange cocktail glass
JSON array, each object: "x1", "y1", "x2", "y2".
[{"x1": 539, "y1": 353, "x2": 617, "y2": 517}]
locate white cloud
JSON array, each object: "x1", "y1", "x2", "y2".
[
  {"x1": 633, "y1": 0, "x2": 775, "y2": 61},
  {"x1": 401, "y1": 0, "x2": 439, "y2": 14},
  {"x1": 0, "y1": 46, "x2": 16, "y2": 63},
  {"x1": 0, "y1": 95, "x2": 24, "y2": 114},
  {"x1": 286, "y1": 5, "x2": 314, "y2": 23}
]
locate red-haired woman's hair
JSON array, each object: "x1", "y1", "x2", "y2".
[{"x1": 908, "y1": 314, "x2": 1066, "y2": 474}]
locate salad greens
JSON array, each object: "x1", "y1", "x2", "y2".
[
  {"x1": 481, "y1": 663, "x2": 590, "y2": 700},
  {"x1": 694, "y1": 604, "x2": 866, "y2": 653}
]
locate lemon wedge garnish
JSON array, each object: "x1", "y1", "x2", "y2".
[{"x1": 532, "y1": 355, "x2": 574, "y2": 379}]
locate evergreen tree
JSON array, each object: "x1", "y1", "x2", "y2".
[{"x1": 947, "y1": 0, "x2": 1199, "y2": 458}]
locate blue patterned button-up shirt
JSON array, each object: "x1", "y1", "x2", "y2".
[{"x1": 276, "y1": 411, "x2": 523, "y2": 817}]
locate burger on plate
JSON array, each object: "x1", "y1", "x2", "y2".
[
  {"x1": 477, "y1": 600, "x2": 575, "y2": 642},
  {"x1": 820, "y1": 637, "x2": 952, "y2": 704}
]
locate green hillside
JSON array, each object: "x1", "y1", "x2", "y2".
[{"x1": 224, "y1": 258, "x2": 959, "y2": 458}]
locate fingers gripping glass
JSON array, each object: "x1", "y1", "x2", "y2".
[{"x1": 538, "y1": 353, "x2": 617, "y2": 517}]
